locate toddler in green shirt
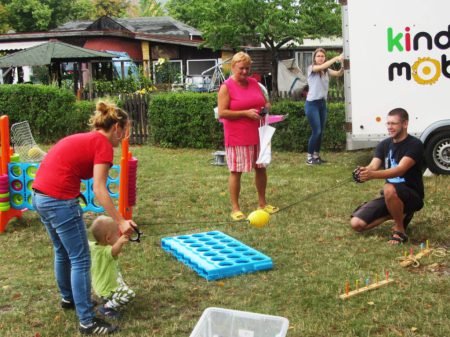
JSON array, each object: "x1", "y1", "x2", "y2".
[{"x1": 90, "y1": 215, "x2": 135, "y2": 319}]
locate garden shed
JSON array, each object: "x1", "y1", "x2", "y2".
[{"x1": 0, "y1": 40, "x2": 114, "y2": 96}]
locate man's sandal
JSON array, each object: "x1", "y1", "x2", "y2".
[
  {"x1": 388, "y1": 231, "x2": 408, "y2": 244},
  {"x1": 230, "y1": 211, "x2": 246, "y2": 221},
  {"x1": 259, "y1": 204, "x2": 279, "y2": 214}
]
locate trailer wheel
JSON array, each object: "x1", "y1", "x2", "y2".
[{"x1": 425, "y1": 132, "x2": 450, "y2": 175}]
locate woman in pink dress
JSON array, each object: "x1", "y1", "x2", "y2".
[{"x1": 218, "y1": 52, "x2": 278, "y2": 220}]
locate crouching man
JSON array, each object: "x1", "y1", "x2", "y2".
[{"x1": 350, "y1": 108, "x2": 424, "y2": 245}]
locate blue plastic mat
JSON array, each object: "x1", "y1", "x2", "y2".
[{"x1": 161, "y1": 231, "x2": 273, "y2": 280}]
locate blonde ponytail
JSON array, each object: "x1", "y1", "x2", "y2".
[{"x1": 89, "y1": 101, "x2": 129, "y2": 131}]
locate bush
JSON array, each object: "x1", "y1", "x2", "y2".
[
  {"x1": 149, "y1": 92, "x2": 346, "y2": 151},
  {"x1": 271, "y1": 100, "x2": 346, "y2": 152},
  {"x1": 71, "y1": 100, "x2": 97, "y2": 134},
  {"x1": 0, "y1": 84, "x2": 93, "y2": 143},
  {"x1": 149, "y1": 92, "x2": 223, "y2": 148},
  {"x1": 93, "y1": 67, "x2": 156, "y2": 95}
]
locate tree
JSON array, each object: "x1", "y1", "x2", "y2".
[
  {"x1": 70, "y1": 0, "x2": 96, "y2": 20},
  {"x1": 92, "y1": 0, "x2": 130, "y2": 18},
  {"x1": 49, "y1": 0, "x2": 96, "y2": 23},
  {"x1": 0, "y1": 4, "x2": 10, "y2": 33},
  {"x1": 1, "y1": 0, "x2": 97, "y2": 32},
  {"x1": 167, "y1": 0, "x2": 341, "y2": 94},
  {"x1": 5, "y1": 0, "x2": 52, "y2": 32},
  {"x1": 139, "y1": 0, "x2": 165, "y2": 16}
]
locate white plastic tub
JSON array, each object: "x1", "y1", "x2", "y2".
[{"x1": 189, "y1": 307, "x2": 289, "y2": 337}]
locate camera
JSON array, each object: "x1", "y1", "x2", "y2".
[{"x1": 260, "y1": 107, "x2": 268, "y2": 116}]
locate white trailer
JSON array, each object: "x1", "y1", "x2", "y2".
[{"x1": 341, "y1": 0, "x2": 450, "y2": 174}]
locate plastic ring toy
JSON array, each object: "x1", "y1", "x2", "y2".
[
  {"x1": 80, "y1": 182, "x2": 87, "y2": 193},
  {"x1": 12, "y1": 194, "x2": 24, "y2": 205},
  {"x1": 10, "y1": 153, "x2": 20, "y2": 163},
  {"x1": 11, "y1": 180, "x2": 23, "y2": 191},
  {"x1": 0, "y1": 204, "x2": 10, "y2": 211},
  {"x1": 26, "y1": 166, "x2": 37, "y2": 178},
  {"x1": 10, "y1": 165, "x2": 22, "y2": 177}
]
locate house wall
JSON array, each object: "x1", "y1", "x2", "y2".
[{"x1": 84, "y1": 38, "x2": 143, "y2": 60}]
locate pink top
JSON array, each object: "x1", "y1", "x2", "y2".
[{"x1": 222, "y1": 77, "x2": 266, "y2": 146}]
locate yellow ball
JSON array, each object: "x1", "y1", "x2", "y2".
[
  {"x1": 247, "y1": 209, "x2": 270, "y2": 228},
  {"x1": 28, "y1": 147, "x2": 42, "y2": 158}
]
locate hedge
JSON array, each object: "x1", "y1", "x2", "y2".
[
  {"x1": 0, "y1": 84, "x2": 94, "y2": 143},
  {"x1": 0, "y1": 86, "x2": 346, "y2": 151},
  {"x1": 149, "y1": 92, "x2": 346, "y2": 151},
  {"x1": 270, "y1": 100, "x2": 346, "y2": 152},
  {"x1": 149, "y1": 92, "x2": 223, "y2": 149}
]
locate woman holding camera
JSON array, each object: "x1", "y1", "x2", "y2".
[{"x1": 218, "y1": 51, "x2": 278, "y2": 221}]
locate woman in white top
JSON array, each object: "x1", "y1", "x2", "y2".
[{"x1": 305, "y1": 48, "x2": 343, "y2": 165}]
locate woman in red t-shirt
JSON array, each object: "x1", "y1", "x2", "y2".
[
  {"x1": 218, "y1": 52, "x2": 279, "y2": 221},
  {"x1": 32, "y1": 101, "x2": 136, "y2": 334}
]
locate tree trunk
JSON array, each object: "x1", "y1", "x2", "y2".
[{"x1": 270, "y1": 48, "x2": 279, "y2": 98}]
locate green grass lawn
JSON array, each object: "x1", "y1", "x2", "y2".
[{"x1": 0, "y1": 147, "x2": 449, "y2": 337}]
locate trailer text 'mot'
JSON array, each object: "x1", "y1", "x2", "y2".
[{"x1": 387, "y1": 24, "x2": 450, "y2": 84}]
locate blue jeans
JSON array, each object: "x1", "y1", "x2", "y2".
[
  {"x1": 305, "y1": 99, "x2": 328, "y2": 155},
  {"x1": 32, "y1": 191, "x2": 94, "y2": 325}
]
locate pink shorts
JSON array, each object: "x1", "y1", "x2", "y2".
[{"x1": 226, "y1": 145, "x2": 264, "y2": 172}]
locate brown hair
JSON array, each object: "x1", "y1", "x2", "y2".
[
  {"x1": 388, "y1": 108, "x2": 409, "y2": 121},
  {"x1": 89, "y1": 101, "x2": 129, "y2": 131},
  {"x1": 231, "y1": 52, "x2": 252, "y2": 67},
  {"x1": 312, "y1": 48, "x2": 327, "y2": 65}
]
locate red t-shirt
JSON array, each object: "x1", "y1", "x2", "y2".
[
  {"x1": 33, "y1": 131, "x2": 113, "y2": 200},
  {"x1": 222, "y1": 77, "x2": 266, "y2": 146}
]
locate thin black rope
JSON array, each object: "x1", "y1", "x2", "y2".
[
  {"x1": 143, "y1": 177, "x2": 354, "y2": 234},
  {"x1": 275, "y1": 176, "x2": 354, "y2": 213}
]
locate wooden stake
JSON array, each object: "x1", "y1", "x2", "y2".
[{"x1": 339, "y1": 279, "x2": 395, "y2": 299}]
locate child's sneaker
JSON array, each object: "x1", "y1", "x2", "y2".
[
  {"x1": 98, "y1": 305, "x2": 121, "y2": 320},
  {"x1": 79, "y1": 317, "x2": 118, "y2": 335}
]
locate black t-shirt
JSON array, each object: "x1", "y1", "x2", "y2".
[{"x1": 374, "y1": 134, "x2": 424, "y2": 199}]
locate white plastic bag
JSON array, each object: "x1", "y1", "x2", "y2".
[{"x1": 256, "y1": 114, "x2": 276, "y2": 166}]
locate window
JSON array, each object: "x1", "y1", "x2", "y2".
[
  {"x1": 152, "y1": 60, "x2": 183, "y2": 84},
  {"x1": 295, "y1": 51, "x2": 313, "y2": 75},
  {"x1": 187, "y1": 59, "x2": 217, "y2": 76}
]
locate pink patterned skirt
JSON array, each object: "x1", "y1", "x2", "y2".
[{"x1": 225, "y1": 145, "x2": 264, "y2": 172}]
